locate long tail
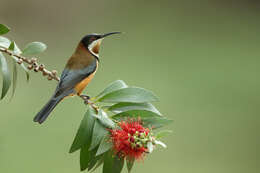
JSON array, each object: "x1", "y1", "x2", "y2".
[{"x1": 33, "y1": 97, "x2": 63, "y2": 124}]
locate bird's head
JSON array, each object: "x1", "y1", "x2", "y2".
[{"x1": 81, "y1": 32, "x2": 121, "y2": 58}]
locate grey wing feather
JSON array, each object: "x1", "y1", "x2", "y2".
[{"x1": 54, "y1": 60, "x2": 97, "y2": 97}]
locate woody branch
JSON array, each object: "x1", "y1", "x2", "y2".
[{"x1": 0, "y1": 47, "x2": 60, "y2": 81}]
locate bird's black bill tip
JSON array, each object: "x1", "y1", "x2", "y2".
[{"x1": 102, "y1": 31, "x2": 122, "y2": 38}]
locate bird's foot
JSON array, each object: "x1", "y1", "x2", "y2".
[
  {"x1": 79, "y1": 94, "x2": 99, "y2": 112},
  {"x1": 80, "y1": 94, "x2": 90, "y2": 101}
]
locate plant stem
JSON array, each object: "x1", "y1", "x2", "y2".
[{"x1": 0, "y1": 47, "x2": 60, "y2": 81}]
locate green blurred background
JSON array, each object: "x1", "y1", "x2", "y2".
[{"x1": 0, "y1": 0, "x2": 259, "y2": 172}]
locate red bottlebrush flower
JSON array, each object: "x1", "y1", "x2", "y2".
[{"x1": 110, "y1": 119, "x2": 150, "y2": 160}]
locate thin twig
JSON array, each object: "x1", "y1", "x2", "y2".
[
  {"x1": 0, "y1": 47, "x2": 60, "y2": 81},
  {"x1": 79, "y1": 95, "x2": 99, "y2": 112}
]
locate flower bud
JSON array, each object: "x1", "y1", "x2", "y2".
[
  {"x1": 39, "y1": 64, "x2": 45, "y2": 71},
  {"x1": 27, "y1": 65, "x2": 33, "y2": 70},
  {"x1": 42, "y1": 70, "x2": 48, "y2": 76},
  {"x1": 17, "y1": 59, "x2": 23, "y2": 64},
  {"x1": 31, "y1": 57, "x2": 37, "y2": 63},
  {"x1": 34, "y1": 67, "x2": 39, "y2": 72},
  {"x1": 47, "y1": 76, "x2": 52, "y2": 80},
  {"x1": 52, "y1": 70, "x2": 57, "y2": 75},
  {"x1": 129, "y1": 136, "x2": 135, "y2": 143}
]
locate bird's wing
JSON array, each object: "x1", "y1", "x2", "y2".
[{"x1": 54, "y1": 60, "x2": 97, "y2": 97}]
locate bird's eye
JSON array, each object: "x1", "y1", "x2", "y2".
[{"x1": 90, "y1": 37, "x2": 96, "y2": 42}]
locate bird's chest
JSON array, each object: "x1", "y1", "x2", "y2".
[{"x1": 74, "y1": 61, "x2": 98, "y2": 95}]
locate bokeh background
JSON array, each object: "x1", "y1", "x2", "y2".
[{"x1": 0, "y1": 0, "x2": 259, "y2": 173}]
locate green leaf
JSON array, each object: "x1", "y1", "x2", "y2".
[
  {"x1": 103, "y1": 151, "x2": 124, "y2": 173},
  {"x1": 80, "y1": 145, "x2": 100, "y2": 171},
  {"x1": 112, "y1": 110, "x2": 172, "y2": 129},
  {"x1": 88, "y1": 151, "x2": 102, "y2": 171},
  {"x1": 0, "y1": 36, "x2": 11, "y2": 48},
  {"x1": 8, "y1": 42, "x2": 14, "y2": 50},
  {"x1": 11, "y1": 59, "x2": 17, "y2": 99},
  {"x1": 108, "y1": 102, "x2": 161, "y2": 115},
  {"x1": 126, "y1": 157, "x2": 134, "y2": 173},
  {"x1": 103, "y1": 151, "x2": 114, "y2": 173},
  {"x1": 89, "y1": 120, "x2": 109, "y2": 150},
  {"x1": 92, "y1": 110, "x2": 115, "y2": 129},
  {"x1": 80, "y1": 143, "x2": 91, "y2": 171},
  {"x1": 112, "y1": 156, "x2": 124, "y2": 173},
  {"x1": 112, "y1": 110, "x2": 161, "y2": 119},
  {"x1": 7, "y1": 42, "x2": 17, "y2": 99},
  {"x1": 96, "y1": 135, "x2": 112, "y2": 156},
  {"x1": 91, "y1": 157, "x2": 104, "y2": 172},
  {"x1": 155, "y1": 130, "x2": 172, "y2": 139},
  {"x1": 69, "y1": 105, "x2": 96, "y2": 153},
  {"x1": 0, "y1": 24, "x2": 10, "y2": 35},
  {"x1": 98, "y1": 87, "x2": 159, "y2": 103},
  {"x1": 0, "y1": 52, "x2": 11, "y2": 99},
  {"x1": 22, "y1": 42, "x2": 47, "y2": 55},
  {"x1": 96, "y1": 80, "x2": 127, "y2": 100},
  {"x1": 142, "y1": 117, "x2": 173, "y2": 129}
]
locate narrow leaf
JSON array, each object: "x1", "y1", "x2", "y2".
[
  {"x1": 96, "y1": 135, "x2": 112, "y2": 156},
  {"x1": 112, "y1": 156, "x2": 124, "y2": 173},
  {"x1": 91, "y1": 157, "x2": 104, "y2": 172},
  {"x1": 108, "y1": 102, "x2": 161, "y2": 115},
  {"x1": 88, "y1": 150, "x2": 102, "y2": 171},
  {"x1": 0, "y1": 24, "x2": 10, "y2": 35},
  {"x1": 8, "y1": 42, "x2": 14, "y2": 50},
  {"x1": 69, "y1": 105, "x2": 96, "y2": 153},
  {"x1": 142, "y1": 117, "x2": 173, "y2": 129},
  {"x1": 80, "y1": 145, "x2": 100, "y2": 171},
  {"x1": 98, "y1": 87, "x2": 159, "y2": 103},
  {"x1": 22, "y1": 42, "x2": 47, "y2": 55},
  {"x1": 96, "y1": 80, "x2": 127, "y2": 100},
  {"x1": 8, "y1": 42, "x2": 17, "y2": 99},
  {"x1": 103, "y1": 151, "x2": 114, "y2": 173},
  {"x1": 89, "y1": 120, "x2": 109, "y2": 150},
  {"x1": 103, "y1": 151, "x2": 124, "y2": 173},
  {"x1": 80, "y1": 143, "x2": 91, "y2": 171},
  {"x1": 0, "y1": 52, "x2": 11, "y2": 99},
  {"x1": 11, "y1": 59, "x2": 17, "y2": 99},
  {"x1": 92, "y1": 110, "x2": 115, "y2": 128},
  {"x1": 112, "y1": 110, "x2": 162, "y2": 119}
]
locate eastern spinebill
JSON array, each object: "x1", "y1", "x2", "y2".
[{"x1": 33, "y1": 32, "x2": 121, "y2": 124}]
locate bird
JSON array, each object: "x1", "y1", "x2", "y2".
[{"x1": 33, "y1": 32, "x2": 121, "y2": 124}]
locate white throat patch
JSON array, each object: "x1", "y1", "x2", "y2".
[{"x1": 88, "y1": 39, "x2": 102, "y2": 57}]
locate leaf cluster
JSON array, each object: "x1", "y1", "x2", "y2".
[
  {"x1": 70, "y1": 80, "x2": 172, "y2": 173},
  {"x1": 0, "y1": 24, "x2": 47, "y2": 100}
]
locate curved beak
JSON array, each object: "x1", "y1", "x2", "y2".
[{"x1": 101, "y1": 32, "x2": 121, "y2": 38}]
